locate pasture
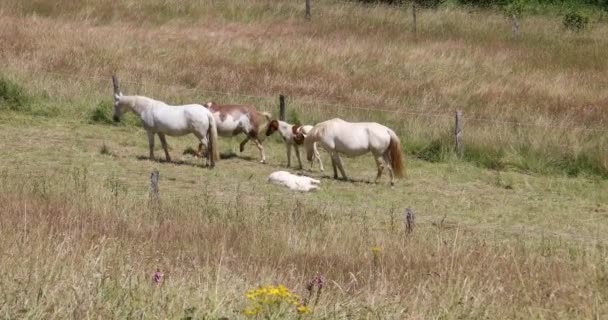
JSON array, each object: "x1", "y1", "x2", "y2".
[{"x1": 1, "y1": 0, "x2": 608, "y2": 318}]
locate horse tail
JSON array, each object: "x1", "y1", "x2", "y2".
[
  {"x1": 388, "y1": 130, "x2": 404, "y2": 178},
  {"x1": 261, "y1": 111, "x2": 272, "y2": 121},
  {"x1": 208, "y1": 113, "x2": 220, "y2": 166}
]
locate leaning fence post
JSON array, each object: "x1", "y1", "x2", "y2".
[
  {"x1": 455, "y1": 111, "x2": 463, "y2": 158},
  {"x1": 279, "y1": 95, "x2": 286, "y2": 121},
  {"x1": 305, "y1": 0, "x2": 311, "y2": 21},
  {"x1": 150, "y1": 170, "x2": 160, "y2": 207}
]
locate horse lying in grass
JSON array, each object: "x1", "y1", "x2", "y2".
[
  {"x1": 304, "y1": 118, "x2": 404, "y2": 186},
  {"x1": 268, "y1": 171, "x2": 320, "y2": 192},
  {"x1": 112, "y1": 90, "x2": 219, "y2": 168},
  {"x1": 266, "y1": 120, "x2": 323, "y2": 172},
  {"x1": 203, "y1": 102, "x2": 272, "y2": 163}
]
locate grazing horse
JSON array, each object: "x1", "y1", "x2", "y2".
[
  {"x1": 304, "y1": 118, "x2": 404, "y2": 186},
  {"x1": 266, "y1": 120, "x2": 323, "y2": 171},
  {"x1": 203, "y1": 102, "x2": 272, "y2": 163},
  {"x1": 112, "y1": 89, "x2": 219, "y2": 168}
]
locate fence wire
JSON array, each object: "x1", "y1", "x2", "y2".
[{"x1": 6, "y1": 69, "x2": 608, "y2": 133}]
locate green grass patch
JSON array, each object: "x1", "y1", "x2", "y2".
[
  {"x1": 0, "y1": 77, "x2": 32, "y2": 112},
  {"x1": 88, "y1": 100, "x2": 142, "y2": 127}
]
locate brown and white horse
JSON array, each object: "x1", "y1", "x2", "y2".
[
  {"x1": 304, "y1": 118, "x2": 404, "y2": 186},
  {"x1": 203, "y1": 102, "x2": 272, "y2": 163},
  {"x1": 266, "y1": 120, "x2": 323, "y2": 171}
]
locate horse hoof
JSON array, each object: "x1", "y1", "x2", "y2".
[{"x1": 260, "y1": 160, "x2": 266, "y2": 164}]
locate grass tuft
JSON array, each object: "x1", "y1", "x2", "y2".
[
  {"x1": 89, "y1": 101, "x2": 114, "y2": 125},
  {"x1": 0, "y1": 77, "x2": 32, "y2": 112}
]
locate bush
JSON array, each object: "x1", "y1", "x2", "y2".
[
  {"x1": 352, "y1": 0, "x2": 444, "y2": 8},
  {"x1": 563, "y1": 10, "x2": 589, "y2": 31},
  {"x1": 0, "y1": 77, "x2": 31, "y2": 112},
  {"x1": 503, "y1": 0, "x2": 524, "y2": 16},
  {"x1": 89, "y1": 101, "x2": 114, "y2": 124}
]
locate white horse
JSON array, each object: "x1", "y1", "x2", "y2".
[
  {"x1": 304, "y1": 118, "x2": 404, "y2": 186},
  {"x1": 265, "y1": 120, "x2": 324, "y2": 172},
  {"x1": 268, "y1": 171, "x2": 321, "y2": 192},
  {"x1": 112, "y1": 81, "x2": 219, "y2": 167}
]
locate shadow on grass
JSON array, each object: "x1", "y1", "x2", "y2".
[
  {"x1": 318, "y1": 174, "x2": 375, "y2": 185},
  {"x1": 135, "y1": 155, "x2": 209, "y2": 169}
]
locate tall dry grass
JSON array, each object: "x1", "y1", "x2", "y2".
[
  {"x1": 2, "y1": 2, "x2": 608, "y2": 318},
  {"x1": 1, "y1": 168, "x2": 606, "y2": 318},
  {"x1": 1, "y1": 0, "x2": 606, "y2": 176}
]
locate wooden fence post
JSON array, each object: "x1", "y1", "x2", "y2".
[
  {"x1": 305, "y1": 0, "x2": 311, "y2": 21},
  {"x1": 112, "y1": 74, "x2": 120, "y2": 95},
  {"x1": 512, "y1": 14, "x2": 520, "y2": 38},
  {"x1": 412, "y1": 3, "x2": 417, "y2": 36},
  {"x1": 455, "y1": 111, "x2": 463, "y2": 158},
  {"x1": 150, "y1": 170, "x2": 159, "y2": 206},
  {"x1": 405, "y1": 207, "x2": 415, "y2": 234},
  {"x1": 279, "y1": 95, "x2": 286, "y2": 121}
]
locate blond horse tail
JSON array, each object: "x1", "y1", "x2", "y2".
[
  {"x1": 261, "y1": 111, "x2": 272, "y2": 121},
  {"x1": 388, "y1": 130, "x2": 404, "y2": 178},
  {"x1": 208, "y1": 113, "x2": 220, "y2": 165}
]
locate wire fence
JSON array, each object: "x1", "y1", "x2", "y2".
[{"x1": 21, "y1": 69, "x2": 608, "y2": 133}]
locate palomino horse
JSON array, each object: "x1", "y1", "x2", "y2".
[
  {"x1": 111, "y1": 80, "x2": 219, "y2": 168},
  {"x1": 304, "y1": 118, "x2": 404, "y2": 186},
  {"x1": 204, "y1": 102, "x2": 272, "y2": 163},
  {"x1": 266, "y1": 120, "x2": 323, "y2": 171}
]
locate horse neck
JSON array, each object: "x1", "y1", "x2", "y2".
[
  {"x1": 278, "y1": 121, "x2": 293, "y2": 139},
  {"x1": 122, "y1": 96, "x2": 154, "y2": 116}
]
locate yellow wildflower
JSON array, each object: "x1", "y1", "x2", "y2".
[
  {"x1": 371, "y1": 246, "x2": 382, "y2": 254},
  {"x1": 297, "y1": 305, "x2": 313, "y2": 314}
]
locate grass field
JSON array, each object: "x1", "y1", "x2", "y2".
[{"x1": 1, "y1": 0, "x2": 608, "y2": 318}]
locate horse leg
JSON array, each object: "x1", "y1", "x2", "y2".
[
  {"x1": 194, "y1": 132, "x2": 211, "y2": 167},
  {"x1": 294, "y1": 145, "x2": 303, "y2": 170},
  {"x1": 286, "y1": 143, "x2": 292, "y2": 167},
  {"x1": 253, "y1": 138, "x2": 266, "y2": 163},
  {"x1": 383, "y1": 153, "x2": 395, "y2": 186},
  {"x1": 239, "y1": 137, "x2": 250, "y2": 153},
  {"x1": 331, "y1": 153, "x2": 339, "y2": 179},
  {"x1": 374, "y1": 154, "x2": 385, "y2": 184},
  {"x1": 197, "y1": 143, "x2": 205, "y2": 158},
  {"x1": 147, "y1": 131, "x2": 155, "y2": 161},
  {"x1": 314, "y1": 143, "x2": 324, "y2": 172},
  {"x1": 158, "y1": 133, "x2": 171, "y2": 162},
  {"x1": 335, "y1": 154, "x2": 348, "y2": 181}
]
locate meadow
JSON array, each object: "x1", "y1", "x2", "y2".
[{"x1": 1, "y1": 0, "x2": 608, "y2": 318}]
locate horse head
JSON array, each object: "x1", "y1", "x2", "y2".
[
  {"x1": 112, "y1": 93, "x2": 126, "y2": 122},
  {"x1": 112, "y1": 75, "x2": 124, "y2": 122},
  {"x1": 265, "y1": 119, "x2": 280, "y2": 136}
]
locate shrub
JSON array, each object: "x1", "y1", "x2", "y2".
[
  {"x1": 352, "y1": 0, "x2": 444, "y2": 8},
  {"x1": 0, "y1": 77, "x2": 31, "y2": 112},
  {"x1": 503, "y1": 0, "x2": 525, "y2": 17},
  {"x1": 563, "y1": 10, "x2": 589, "y2": 31},
  {"x1": 89, "y1": 101, "x2": 114, "y2": 124}
]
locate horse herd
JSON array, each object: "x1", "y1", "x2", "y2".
[{"x1": 111, "y1": 78, "x2": 404, "y2": 186}]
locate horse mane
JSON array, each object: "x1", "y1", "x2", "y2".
[{"x1": 291, "y1": 124, "x2": 301, "y2": 135}]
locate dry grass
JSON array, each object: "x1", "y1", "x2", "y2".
[
  {"x1": 2, "y1": 0, "x2": 608, "y2": 318},
  {"x1": 1, "y1": 0, "x2": 607, "y2": 176}
]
